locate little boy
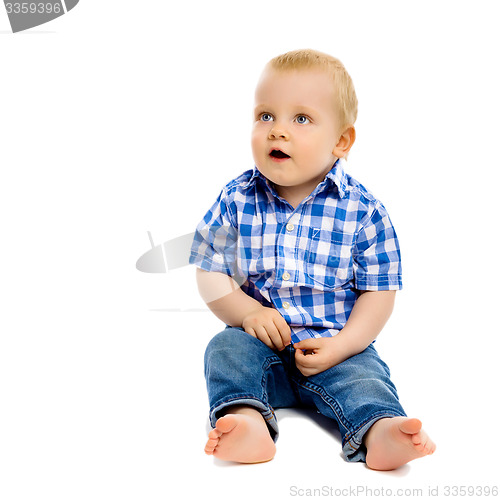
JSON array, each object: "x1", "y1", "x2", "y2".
[{"x1": 189, "y1": 49, "x2": 435, "y2": 470}]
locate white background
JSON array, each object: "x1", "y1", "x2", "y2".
[{"x1": 1, "y1": 1, "x2": 499, "y2": 499}]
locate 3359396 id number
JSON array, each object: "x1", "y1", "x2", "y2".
[
  {"x1": 443, "y1": 485, "x2": 498, "y2": 496},
  {"x1": 5, "y1": 3, "x2": 62, "y2": 14}
]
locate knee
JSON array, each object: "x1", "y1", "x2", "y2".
[
  {"x1": 204, "y1": 326, "x2": 274, "y2": 371},
  {"x1": 205, "y1": 327, "x2": 249, "y2": 363},
  {"x1": 206, "y1": 326, "x2": 244, "y2": 351},
  {"x1": 339, "y1": 345, "x2": 392, "y2": 383}
]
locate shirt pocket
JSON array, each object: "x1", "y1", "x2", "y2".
[{"x1": 304, "y1": 227, "x2": 354, "y2": 290}]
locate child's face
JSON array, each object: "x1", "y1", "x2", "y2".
[{"x1": 251, "y1": 67, "x2": 344, "y2": 202}]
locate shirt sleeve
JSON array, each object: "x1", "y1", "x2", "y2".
[
  {"x1": 352, "y1": 203, "x2": 403, "y2": 291},
  {"x1": 188, "y1": 187, "x2": 239, "y2": 277}
]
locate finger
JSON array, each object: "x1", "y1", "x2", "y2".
[
  {"x1": 263, "y1": 320, "x2": 286, "y2": 350},
  {"x1": 244, "y1": 327, "x2": 257, "y2": 339},
  {"x1": 252, "y1": 325, "x2": 275, "y2": 350},
  {"x1": 294, "y1": 353, "x2": 316, "y2": 376},
  {"x1": 293, "y1": 338, "x2": 321, "y2": 350},
  {"x1": 294, "y1": 348, "x2": 318, "y2": 367},
  {"x1": 297, "y1": 365, "x2": 318, "y2": 377},
  {"x1": 273, "y1": 316, "x2": 291, "y2": 346}
]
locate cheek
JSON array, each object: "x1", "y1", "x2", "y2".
[
  {"x1": 305, "y1": 133, "x2": 335, "y2": 158},
  {"x1": 294, "y1": 138, "x2": 315, "y2": 158},
  {"x1": 251, "y1": 136, "x2": 262, "y2": 164},
  {"x1": 251, "y1": 129, "x2": 266, "y2": 154}
]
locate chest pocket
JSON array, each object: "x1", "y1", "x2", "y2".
[{"x1": 304, "y1": 227, "x2": 354, "y2": 290}]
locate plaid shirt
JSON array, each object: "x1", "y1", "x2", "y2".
[{"x1": 189, "y1": 159, "x2": 402, "y2": 343}]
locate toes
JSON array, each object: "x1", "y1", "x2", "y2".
[
  {"x1": 411, "y1": 433, "x2": 436, "y2": 456},
  {"x1": 399, "y1": 418, "x2": 422, "y2": 435},
  {"x1": 424, "y1": 440, "x2": 436, "y2": 455},
  {"x1": 408, "y1": 426, "x2": 436, "y2": 456},
  {"x1": 411, "y1": 432, "x2": 426, "y2": 451},
  {"x1": 411, "y1": 433, "x2": 422, "y2": 446},
  {"x1": 205, "y1": 415, "x2": 239, "y2": 458},
  {"x1": 205, "y1": 426, "x2": 222, "y2": 456},
  {"x1": 206, "y1": 437, "x2": 219, "y2": 448},
  {"x1": 216, "y1": 415, "x2": 238, "y2": 434},
  {"x1": 413, "y1": 442, "x2": 425, "y2": 452},
  {"x1": 205, "y1": 437, "x2": 219, "y2": 455},
  {"x1": 208, "y1": 428, "x2": 222, "y2": 439}
]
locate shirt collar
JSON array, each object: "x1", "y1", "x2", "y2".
[
  {"x1": 324, "y1": 158, "x2": 348, "y2": 198},
  {"x1": 243, "y1": 158, "x2": 348, "y2": 199}
]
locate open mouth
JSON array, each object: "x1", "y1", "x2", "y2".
[{"x1": 269, "y1": 149, "x2": 290, "y2": 159}]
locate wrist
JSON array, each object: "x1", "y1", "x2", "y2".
[{"x1": 332, "y1": 329, "x2": 363, "y2": 361}]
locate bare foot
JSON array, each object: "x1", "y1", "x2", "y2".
[
  {"x1": 365, "y1": 417, "x2": 436, "y2": 471},
  {"x1": 204, "y1": 406, "x2": 276, "y2": 464}
]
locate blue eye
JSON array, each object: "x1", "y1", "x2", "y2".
[
  {"x1": 260, "y1": 113, "x2": 273, "y2": 122},
  {"x1": 296, "y1": 115, "x2": 310, "y2": 124}
]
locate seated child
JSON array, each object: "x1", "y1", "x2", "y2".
[{"x1": 189, "y1": 48, "x2": 435, "y2": 470}]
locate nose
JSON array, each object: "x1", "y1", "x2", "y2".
[{"x1": 268, "y1": 122, "x2": 289, "y2": 140}]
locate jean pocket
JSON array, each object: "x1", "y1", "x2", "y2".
[{"x1": 304, "y1": 227, "x2": 354, "y2": 290}]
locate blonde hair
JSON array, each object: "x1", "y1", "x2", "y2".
[{"x1": 267, "y1": 49, "x2": 358, "y2": 132}]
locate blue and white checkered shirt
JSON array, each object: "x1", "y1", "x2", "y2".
[{"x1": 189, "y1": 159, "x2": 402, "y2": 344}]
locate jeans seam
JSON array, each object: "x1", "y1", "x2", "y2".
[
  {"x1": 210, "y1": 394, "x2": 270, "y2": 415},
  {"x1": 260, "y1": 355, "x2": 284, "y2": 404},
  {"x1": 294, "y1": 379, "x2": 352, "y2": 434}
]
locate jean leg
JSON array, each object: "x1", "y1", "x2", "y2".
[
  {"x1": 204, "y1": 326, "x2": 298, "y2": 441},
  {"x1": 293, "y1": 343, "x2": 406, "y2": 462}
]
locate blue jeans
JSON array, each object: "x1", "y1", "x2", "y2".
[{"x1": 204, "y1": 326, "x2": 406, "y2": 462}]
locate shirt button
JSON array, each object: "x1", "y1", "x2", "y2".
[
  {"x1": 286, "y1": 223, "x2": 294, "y2": 232},
  {"x1": 283, "y1": 301, "x2": 290, "y2": 309},
  {"x1": 282, "y1": 271, "x2": 291, "y2": 281}
]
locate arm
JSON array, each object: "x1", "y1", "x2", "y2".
[
  {"x1": 335, "y1": 289, "x2": 396, "y2": 356},
  {"x1": 196, "y1": 267, "x2": 263, "y2": 326},
  {"x1": 294, "y1": 290, "x2": 396, "y2": 376},
  {"x1": 196, "y1": 268, "x2": 291, "y2": 350}
]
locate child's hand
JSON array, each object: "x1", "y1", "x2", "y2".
[
  {"x1": 242, "y1": 307, "x2": 292, "y2": 351},
  {"x1": 293, "y1": 337, "x2": 346, "y2": 376}
]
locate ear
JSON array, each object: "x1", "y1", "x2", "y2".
[{"x1": 333, "y1": 126, "x2": 356, "y2": 158}]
